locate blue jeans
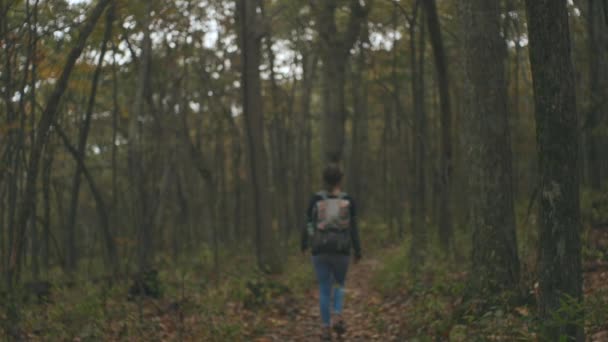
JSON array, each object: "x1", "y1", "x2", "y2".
[{"x1": 312, "y1": 254, "x2": 350, "y2": 327}]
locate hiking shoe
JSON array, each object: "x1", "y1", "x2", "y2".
[
  {"x1": 333, "y1": 320, "x2": 346, "y2": 336},
  {"x1": 321, "y1": 327, "x2": 332, "y2": 341}
]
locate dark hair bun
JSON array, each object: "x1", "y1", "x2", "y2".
[{"x1": 323, "y1": 164, "x2": 343, "y2": 189}]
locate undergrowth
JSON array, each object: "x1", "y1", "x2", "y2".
[
  {"x1": 1, "y1": 239, "x2": 315, "y2": 341},
  {"x1": 371, "y1": 228, "x2": 608, "y2": 341}
]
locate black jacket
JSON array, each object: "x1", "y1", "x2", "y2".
[{"x1": 300, "y1": 192, "x2": 362, "y2": 258}]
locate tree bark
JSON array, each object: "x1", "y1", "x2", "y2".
[
  {"x1": 459, "y1": 0, "x2": 520, "y2": 295},
  {"x1": 525, "y1": 0, "x2": 583, "y2": 339}
]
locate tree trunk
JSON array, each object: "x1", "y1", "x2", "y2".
[
  {"x1": 409, "y1": 10, "x2": 428, "y2": 271},
  {"x1": 382, "y1": 103, "x2": 394, "y2": 236},
  {"x1": 42, "y1": 147, "x2": 53, "y2": 274},
  {"x1": 459, "y1": 0, "x2": 520, "y2": 295},
  {"x1": 295, "y1": 51, "x2": 318, "y2": 231},
  {"x1": 129, "y1": 0, "x2": 153, "y2": 272},
  {"x1": 587, "y1": 0, "x2": 608, "y2": 190},
  {"x1": 222, "y1": 107, "x2": 243, "y2": 245},
  {"x1": 237, "y1": 0, "x2": 282, "y2": 273},
  {"x1": 349, "y1": 39, "x2": 368, "y2": 212},
  {"x1": 27, "y1": 0, "x2": 41, "y2": 281},
  {"x1": 214, "y1": 118, "x2": 229, "y2": 243},
  {"x1": 65, "y1": 3, "x2": 114, "y2": 273},
  {"x1": 389, "y1": 9, "x2": 406, "y2": 239},
  {"x1": 312, "y1": 0, "x2": 369, "y2": 163},
  {"x1": 2, "y1": 0, "x2": 19, "y2": 286},
  {"x1": 263, "y1": 28, "x2": 291, "y2": 245},
  {"x1": 55, "y1": 125, "x2": 118, "y2": 274},
  {"x1": 525, "y1": 0, "x2": 583, "y2": 339},
  {"x1": 422, "y1": 0, "x2": 453, "y2": 252}
]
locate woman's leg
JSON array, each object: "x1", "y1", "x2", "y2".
[
  {"x1": 331, "y1": 255, "x2": 350, "y2": 317},
  {"x1": 312, "y1": 255, "x2": 333, "y2": 327}
]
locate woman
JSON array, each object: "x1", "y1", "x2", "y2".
[{"x1": 301, "y1": 164, "x2": 362, "y2": 341}]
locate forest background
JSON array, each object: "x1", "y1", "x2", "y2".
[{"x1": 1, "y1": 0, "x2": 608, "y2": 340}]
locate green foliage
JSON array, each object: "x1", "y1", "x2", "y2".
[
  {"x1": 371, "y1": 231, "x2": 608, "y2": 341},
  {"x1": 128, "y1": 269, "x2": 163, "y2": 300},
  {"x1": 357, "y1": 219, "x2": 401, "y2": 253},
  {"x1": 585, "y1": 289, "x2": 608, "y2": 333},
  {"x1": 536, "y1": 294, "x2": 584, "y2": 340},
  {"x1": 372, "y1": 242, "x2": 410, "y2": 294},
  {"x1": 372, "y1": 239, "x2": 468, "y2": 339},
  {"x1": 581, "y1": 188, "x2": 608, "y2": 224},
  {"x1": 33, "y1": 284, "x2": 106, "y2": 340}
]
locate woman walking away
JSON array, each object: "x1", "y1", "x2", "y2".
[{"x1": 301, "y1": 164, "x2": 362, "y2": 341}]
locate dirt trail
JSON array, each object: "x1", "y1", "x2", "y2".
[{"x1": 260, "y1": 256, "x2": 406, "y2": 342}]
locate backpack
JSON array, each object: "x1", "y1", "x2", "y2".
[{"x1": 310, "y1": 191, "x2": 352, "y2": 254}]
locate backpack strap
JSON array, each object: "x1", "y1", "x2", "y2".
[{"x1": 317, "y1": 191, "x2": 349, "y2": 199}]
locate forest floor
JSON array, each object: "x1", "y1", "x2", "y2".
[
  {"x1": 6, "y1": 227, "x2": 608, "y2": 341},
  {"x1": 255, "y1": 255, "x2": 406, "y2": 341}
]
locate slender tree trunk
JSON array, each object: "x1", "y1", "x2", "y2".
[
  {"x1": 459, "y1": 0, "x2": 520, "y2": 295},
  {"x1": 55, "y1": 125, "x2": 118, "y2": 274},
  {"x1": 30, "y1": 7, "x2": 40, "y2": 281},
  {"x1": 2, "y1": 0, "x2": 18, "y2": 286},
  {"x1": 65, "y1": 3, "x2": 113, "y2": 273},
  {"x1": 295, "y1": 51, "x2": 317, "y2": 229},
  {"x1": 382, "y1": 103, "x2": 393, "y2": 235},
  {"x1": 389, "y1": 9, "x2": 406, "y2": 239},
  {"x1": 322, "y1": 53, "x2": 347, "y2": 164},
  {"x1": 129, "y1": 0, "x2": 153, "y2": 272},
  {"x1": 587, "y1": 0, "x2": 608, "y2": 190},
  {"x1": 237, "y1": 0, "x2": 282, "y2": 273},
  {"x1": 410, "y1": 11, "x2": 428, "y2": 271},
  {"x1": 422, "y1": 0, "x2": 453, "y2": 252},
  {"x1": 222, "y1": 108, "x2": 242, "y2": 245},
  {"x1": 111, "y1": 41, "x2": 119, "y2": 211},
  {"x1": 42, "y1": 147, "x2": 53, "y2": 274},
  {"x1": 349, "y1": 40, "x2": 368, "y2": 211},
  {"x1": 263, "y1": 30, "x2": 290, "y2": 245},
  {"x1": 214, "y1": 119, "x2": 229, "y2": 243},
  {"x1": 525, "y1": 0, "x2": 583, "y2": 339}
]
